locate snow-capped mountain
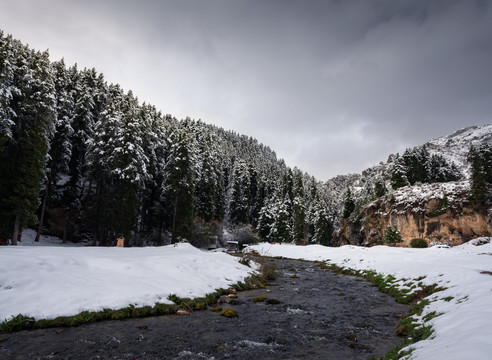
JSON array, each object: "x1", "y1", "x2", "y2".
[
  {"x1": 325, "y1": 124, "x2": 492, "y2": 239},
  {"x1": 426, "y1": 124, "x2": 492, "y2": 177}
]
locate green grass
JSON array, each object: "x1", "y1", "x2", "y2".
[{"x1": 219, "y1": 308, "x2": 238, "y2": 318}]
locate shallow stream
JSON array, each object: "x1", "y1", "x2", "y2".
[{"x1": 1, "y1": 257, "x2": 406, "y2": 359}]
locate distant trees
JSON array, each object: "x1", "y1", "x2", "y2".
[{"x1": 390, "y1": 146, "x2": 462, "y2": 190}]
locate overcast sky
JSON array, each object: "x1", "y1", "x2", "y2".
[{"x1": 1, "y1": 0, "x2": 491, "y2": 180}]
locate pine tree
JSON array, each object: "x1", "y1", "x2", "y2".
[
  {"x1": 311, "y1": 198, "x2": 332, "y2": 246},
  {"x1": 269, "y1": 196, "x2": 292, "y2": 243},
  {"x1": 0, "y1": 46, "x2": 56, "y2": 244},
  {"x1": 383, "y1": 225, "x2": 402, "y2": 244},
  {"x1": 468, "y1": 145, "x2": 492, "y2": 204},
  {"x1": 227, "y1": 159, "x2": 251, "y2": 224},
  {"x1": 342, "y1": 188, "x2": 355, "y2": 219},
  {"x1": 390, "y1": 154, "x2": 409, "y2": 189},
  {"x1": 374, "y1": 179, "x2": 387, "y2": 198},
  {"x1": 256, "y1": 197, "x2": 275, "y2": 241},
  {"x1": 291, "y1": 169, "x2": 306, "y2": 244},
  {"x1": 162, "y1": 123, "x2": 197, "y2": 241}
]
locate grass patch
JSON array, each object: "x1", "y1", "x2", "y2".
[
  {"x1": 219, "y1": 308, "x2": 238, "y2": 318},
  {"x1": 253, "y1": 296, "x2": 267, "y2": 303}
]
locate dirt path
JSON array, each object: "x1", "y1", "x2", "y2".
[{"x1": 0, "y1": 257, "x2": 406, "y2": 359}]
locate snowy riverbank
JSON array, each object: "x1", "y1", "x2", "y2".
[
  {"x1": 247, "y1": 240, "x2": 492, "y2": 360},
  {"x1": 0, "y1": 232, "x2": 254, "y2": 322}
]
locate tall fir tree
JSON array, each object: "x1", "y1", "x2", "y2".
[
  {"x1": 162, "y1": 123, "x2": 197, "y2": 241},
  {"x1": 0, "y1": 46, "x2": 56, "y2": 243},
  {"x1": 291, "y1": 169, "x2": 306, "y2": 244}
]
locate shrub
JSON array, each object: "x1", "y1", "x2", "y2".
[
  {"x1": 383, "y1": 225, "x2": 403, "y2": 244},
  {"x1": 426, "y1": 195, "x2": 449, "y2": 218},
  {"x1": 410, "y1": 238, "x2": 428, "y2": 248}
]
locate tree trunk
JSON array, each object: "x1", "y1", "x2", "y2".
[
  {"x1": 172, "y1": 195, "x2": 178, "y2": 243},
  {"x1": 35, "y1": 191, "x2": 48, "y2": 242},
  {"x1": 12, "y1": 214, "x2": 21, "y2": 246},
  {"x1": 62, "y1": 210, "x2": 69, "y2": 244}
]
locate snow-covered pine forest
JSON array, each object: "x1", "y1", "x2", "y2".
[{"x1": 0, "y1": 31, "x2": 333, "y2": 247}]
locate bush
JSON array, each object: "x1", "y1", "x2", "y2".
[
  {"x1": 383, "y1": 225, "x2": 403, "y2": 244},
  {"x1": 426, "y1": 196, "x2": 449, "y2": 218},
  {"x1": 410, "y1": 238, "x2": 428, "y2": 248},
  {"x1": 229, "y1": 224, "x2": 260, "y2": 248}
]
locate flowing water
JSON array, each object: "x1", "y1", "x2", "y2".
[{"x1": 1, "y1": 257, "x2": 406, "y2": 359}]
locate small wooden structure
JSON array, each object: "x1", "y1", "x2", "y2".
[
  {"x1": 208, "y1": 235, "x2": 218, "y2": 250},
  {"x1": 226, "y1": 240, "x2": 239, "y2": 252},
  {"x1": 116, "y1": 237, "x2": 125, "y2": 247}
]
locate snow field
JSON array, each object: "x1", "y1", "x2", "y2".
[
  {"x1": 0, "y1": 242, "x2": 255, "y2": 322},
  {"x1": 247, "y1": 240, "x2": 492, "y2": 360}
]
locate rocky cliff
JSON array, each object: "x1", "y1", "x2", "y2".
[{"x1": 336, "y1": 181, "x2": 492, "y2": 246}]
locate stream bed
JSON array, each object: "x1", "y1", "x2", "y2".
[{"x1": 1, "y1": 257, "x2": 407, "y2": 359}]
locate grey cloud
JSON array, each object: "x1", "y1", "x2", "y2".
[{"x1": 0, "y1": 0, "x2": 491, "y2": 180}]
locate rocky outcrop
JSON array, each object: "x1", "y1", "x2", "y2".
[{"x1": 336, "y1": 181, "x2": 492, "y2": 246}]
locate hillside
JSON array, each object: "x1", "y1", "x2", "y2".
[
  {"x1": 331, "y1": 124, "x2": 492, "y2": 245},
  {"x1": 0, "y1": 30, "x2": 331, "y2": 248}
]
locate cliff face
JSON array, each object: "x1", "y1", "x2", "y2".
[{"x1": 337, "y1": 181, "x2": 492, "y2": 246}]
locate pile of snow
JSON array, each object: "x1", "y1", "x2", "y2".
[
  {"x1": 0, "y1": 242, "x2": 255, "y2": 321},
  {"x1": 247, "y1": 240, "x2": 492, "y2": 360},
  {"x1": 16, "y1": 228, "x2": 88, "y2": 247}
]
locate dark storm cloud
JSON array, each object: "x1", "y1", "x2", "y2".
[{"x1": 1, "y1": 0, "x2": 491, "y2": 180}]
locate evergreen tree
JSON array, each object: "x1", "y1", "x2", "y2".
[
  {"x1": 374, "y1": 179, "x2": 387, "y2": 198},
  {"x1": 0, "y1": 46, "x2": 56, "y2": 243},
  {"x1": 162, "y1": 123, "x2": 197, "y2": 241},
  {"x1": 291, "y1": 169, "x2": 306, "y2": 244},
  {"x1": 256, "y1": 197, "x2": 275, "y2": 240},
  {"x1": 227, "y1": 159, "x2": 251, "y2": 224},
  {"x1": 383, "y1": 225, "x2": 403, "y2": 244},
  {"x1": 468, "y1": 145, "x2": 492, "y2": 204},
  {"x1": 390, "y1": 154, "x2": 409, "y2": 189},
  {"x1": 342, "y1": 188, "x2": 355, "y2": 219},
  {"x1": 311, "y1": 198, "x2": 332, "y2": 246},
  {"x1": 269, "y1": 196, "x2": 292, "y2": 243},
  {"x1": 0, "y1": 32, "x2": 16, "y2": 149}
]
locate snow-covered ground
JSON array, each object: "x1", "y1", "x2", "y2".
[
  {"x1": 2, "y1": 231, "x2": 491, "y2": 359},
  {"x1": 247, "y1": 240, "x2": 492, "y2": 360},
  {"x1": 0, "y1": 231, "x2": 254, "y2": 322}
]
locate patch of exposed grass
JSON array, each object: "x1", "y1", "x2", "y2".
[{"x1": 219, "y1": 308, "x2": 238, "y2": 318}]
